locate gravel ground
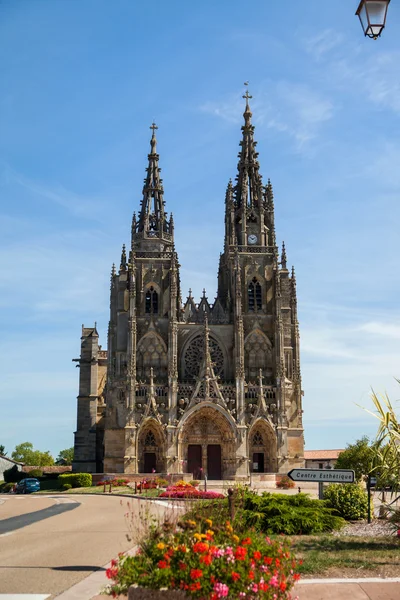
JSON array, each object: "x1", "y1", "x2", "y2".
[{"x1": 333, "y1": 519, "x2": 397, "y2": 537}]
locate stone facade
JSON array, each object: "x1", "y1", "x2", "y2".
[{"x1": 73, "y1": 97, "x2": 305, "y2": 478}]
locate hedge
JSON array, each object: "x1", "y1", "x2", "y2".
[{"x1": 58, "y1": 473, "x2": 92, "y2": 488}]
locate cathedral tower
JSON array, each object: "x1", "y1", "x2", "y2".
[{"x1": 73, "y1": 97, "x2": 304, "y2": 477}]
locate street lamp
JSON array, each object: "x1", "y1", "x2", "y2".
[{"x1": 356, "y1": 0, "x2": 391, "y2": 39}]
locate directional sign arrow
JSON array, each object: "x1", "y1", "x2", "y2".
[{"x1": 287, "y1": 468, "x2": 355, "y2": 483}]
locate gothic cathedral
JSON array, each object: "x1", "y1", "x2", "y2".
[{"x1": 73, "y1": 96, "x2": 305, "y2": 478}]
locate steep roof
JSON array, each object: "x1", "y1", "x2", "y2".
[{"x1": 304, "y1": 450, "x2": 344, "y2": 460}]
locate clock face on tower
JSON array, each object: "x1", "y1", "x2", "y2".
[{"x1": 248, "y1": 234, "x2": 258, "y2": 245}]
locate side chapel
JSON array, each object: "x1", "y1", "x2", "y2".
[{"x1": 73, "y1": 94, "x2": 305, "y2": 478}]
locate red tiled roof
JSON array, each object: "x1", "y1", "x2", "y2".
[
  {"x1": 22, "y1": 465, "x2": 72, "y2": 474},
  {"x1": 304, "y1": 450, "x2": 344, "y2": 460}
]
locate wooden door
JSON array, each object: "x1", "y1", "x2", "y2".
[
  {"x1": 207, "y1": 445, "x2": 222, "y2": 480},
  {"x1": 252, "y1": 452, "x2": 264, "y2": 473},
  {"x1": 188, "y1": 445, "x2": 202, "y2": 479},
  {"x1": 144, "y1": 452, "x2": 157, "y2": 473}
]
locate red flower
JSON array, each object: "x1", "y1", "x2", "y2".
[
  {"x1": 190, "y1": 568, "x2": 203, "y2": 580},
  {"x1": 275, "y1": 558, "x2": 281, "y2": 567},
  {"x1": 231, "y1": 572, "x2": 241, "y2": 582},
  {"x1": 210, "y1": 575, "x2": 216, "y2": 584},
  {"x1": 179, "y1": 561, "x2": 187, "y2": 571},
  {"x1": 280, "y1": 581, "x2": 287, "y2": 591},
  {"x1": 264, "y1": 556, "x2": 273, "y2": 565},
  {"x1": 193, "y1": 542, "x2": 209, "y2": 553},
  {"x1": 234, "y1": 546, "x2": 247, "y2": 561},
  {"x1": 241, "y1": 537, "x2": 252, "y2": 546},
  {"x1": 189, "y1": 582, "x2": 202, "y2": 591},
  {"x1": 200, "y1": 554, "x2": 212, "y2": 565},
  {"x1": 253, "y1": 550, "x2": 262, "y2": 561},
  {"x1": 248, "y1": 570, "x2": 255, "y2": 580},
  {"x1": 158, "y1": 560, "x2": 168, "y2": 569},
  {"x1": 294, "y1": 573, "x2": 301, "y2": 582}
]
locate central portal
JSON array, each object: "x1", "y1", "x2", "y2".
[
  {"x1": 188, "y1": 444, "x2": 202, "y2": 479},
  {"x1": 207, "y1": 445, "x2": 222, "y2": 479},
  {"x1": 180, "y1": 407, "x2": 237, "y2": 480}
]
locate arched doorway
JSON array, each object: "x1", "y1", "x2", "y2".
[
  {"x1": 179, "y1": 406, "x2": 236, "y2": 480},
  {"x1": 248, "y1": 420, "x2": 277, "y2": 473},
  {"x1": 138, "y1": 420, "x2": 166, "y2": 473}
]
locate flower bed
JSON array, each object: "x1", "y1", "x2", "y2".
[
  {"x1": 106, "y1": 516, "x2": 301, "y2": 598},
  {"x1": 97, "y1": 478, "x2": 130, "y2": 487},
  {"x1": 160, "y1": 484, "x2": 224, "y2": 500}
]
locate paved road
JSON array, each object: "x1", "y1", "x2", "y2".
[{"x1": 0, "y1": 494, "x2": 168, "y2": 599}]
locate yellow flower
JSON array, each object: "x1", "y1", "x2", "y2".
[
  {"x1": 187, "y1": 520, "x2": 196, "y2": 527},
  {"x1": 206, "y1": 530, "x2": 214, "y2": 537},
  {"x1": 194, "y1": 533, "x2": 202, "y2": 541},
  {"x1": 156, "y1": 543, "x2": 165, "y2": 550},
  {"x1": 232, "y1": 534, "x2": 239, "y2": 543},
  {"x1": 205, "y1": 518, "x2": 213, "y2": 527}
]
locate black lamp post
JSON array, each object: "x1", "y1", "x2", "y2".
[{"x1": 356, "y1": 0, "x2": 391, "y2": 39}]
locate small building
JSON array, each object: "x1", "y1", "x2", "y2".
[
  {"x1": 0, "y1": 455, "x2": 23, "y2": 480},
  {"x1": 304, "y1": 450, "x2": 344, "y2": 470}
]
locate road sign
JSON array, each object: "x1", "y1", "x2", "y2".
[{"x1": 287, "y1": 468, "x2": 355, "y2": 483}]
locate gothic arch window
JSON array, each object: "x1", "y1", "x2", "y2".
[
  {"x1": 183, "y1": 335, "x2": 224, "y2": 381},
  {"x1": 145, "y1": 286, "x2": 158, "y2": 314},
  {"x1": 252, "y1": 431, "x2": 264, "y2": 446},
  {"x1": 244, "y1": 330, "x2": 271, "y2": 381},
  {"x1": 144, "y1": 431, "x2": 156, "y2": 446},
  {"x1": 137, "y1": 333, "x2": 167, "y2": 381},
  {"x1": 248, "y1": 278, "x2": 262, "y2": 311}
]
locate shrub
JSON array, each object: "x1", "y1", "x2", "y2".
[
  {"x1": 58, "y1": 472, "x2": 92, "y2": 488},
  {"x1": 155, "y1": 477, "x2": 169, "y2": 487},
  {"x1": 276, "y1": 475, "x2": 295, "y2": 489},
  {"x1": 106, "y1": 515, "x2": 301, "y2": 598},
  {"x1": 27, "y1": 469, "x2": 43, "y2": 478},
  {"x1": 241, "y1": 490, "x2": 345, "y2": 535},
  {"x1": 324, "y1": 483, "x2": 369, "y2": 520},
  {"x1": 62, "y1": 483, "x2": 72, "y2": 490},
  {"x1": 2, "y1": 482, "x2": 15, "y2": 493},
  {"x1": 189, "y1": 480, "x2": 200, "y2": 487},
  {"x1": 3, "y1": 465, "x2": 24, "y2": 483}
]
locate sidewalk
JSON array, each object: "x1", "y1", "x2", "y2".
[
  {"x1": 88, "y1": 580, "x2": 400, "y2": 600},
  {"x1": 295, "y1": 579, "x2": 400, "y2": 600}
]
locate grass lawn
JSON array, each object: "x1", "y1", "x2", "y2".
[
  {"x1": 34, "y1": 485, "x2": 162, "y2": 497},
  {"x1": 292, "y1": 535, "x2": 400, "y2": 578}
]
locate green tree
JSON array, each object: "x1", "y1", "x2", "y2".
[
  {"x1": 56, "y1": 447, "x2": 74, "y2": 465},
  {"x1": 334, "y1": 436, "x2": 376, "y2": 482},
  {"x1": 366, "y1": 386, "x2": 400, "y2": 493},
  {"x1": 0, "y1": 445, "x2": 6, "y2": 456},
  {"x1": 11, "y1": 442, "x2": 54, "y2": 466}
]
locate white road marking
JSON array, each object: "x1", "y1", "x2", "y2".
[
  {"x1": 0, "y1": 595, "x2": 50, "y2": 599},
  {"x1": 151, "y1": 500, "x2": 186, "y2": 509}
]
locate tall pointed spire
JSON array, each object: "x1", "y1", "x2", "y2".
[
  {"x1": 120, "y1": 244, "x2": 127, "y2": 272},
  {"x1": 136, "y1": 123, "x2": 172, "y2": 241},
  {"x1": 281, "y1": 242, "x2": 287, "y2": 270},
  {"x1": 234, "y1": 87, "x2": 263, "y2": 209}
]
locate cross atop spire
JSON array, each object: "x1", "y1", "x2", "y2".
[
  {"x1": 134, "y1": 124, "x2": 173, "y2": 242},
  {"x1": 234, "y1": 84, "x2": 261, "y2": 209}
]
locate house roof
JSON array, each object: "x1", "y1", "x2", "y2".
[
  {"x1": 22, "y1": 465, "x2": 72, "y2": 474},
  {"x1": 304, "y1": 450, "x2": 344, "y2": 460},
  {"x1": 0, "y1": 455, "x2": 24, "y2": 466}
]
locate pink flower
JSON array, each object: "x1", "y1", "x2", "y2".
[
  {"x1": 214, "y1": 582, "x2": 229, "y2": 598},
  {"x1": 269, "y1": 574, "x2": 279, "y2": 587},
  {"x1": 251, "y1": 583, "x2": 259, "y2": 593}
]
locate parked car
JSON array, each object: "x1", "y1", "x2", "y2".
[{"x1": 15, "y1": 478, "x2": 40, "y2": 494}]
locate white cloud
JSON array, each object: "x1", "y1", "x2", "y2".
[
  {"x1": 304, "y1": 30, "x2": 344, "y2": 60},
  {"x1": 200, "y1": 82, "x2": 334, "y2": 152}
]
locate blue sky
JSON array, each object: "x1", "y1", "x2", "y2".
[{"x1": 1, "y1": 0, "x2": 400, "y2": 459}]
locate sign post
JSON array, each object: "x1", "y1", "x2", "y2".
[{"x1": 287, "y1": 468, "x2": 355, "y2": 484}]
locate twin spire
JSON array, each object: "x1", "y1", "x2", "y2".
[{"x1": 134, "y1": 122, "x2": 173, "y2": 241}]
